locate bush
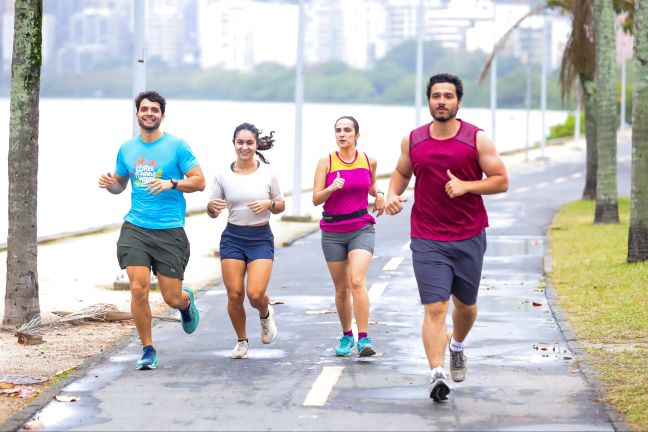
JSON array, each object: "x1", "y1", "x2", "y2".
[{"x1": 548, "y1": 112, "x2": 585, "y2": 140}]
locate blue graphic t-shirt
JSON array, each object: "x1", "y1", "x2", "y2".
[{"x1": 115, "y1": 133, "x2": 199, "y2": 229}]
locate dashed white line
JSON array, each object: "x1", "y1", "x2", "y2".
[
  {"x1": 401, "y1": 240, "x2": 411, "y2": 250},
  {"x1": 382, "y1": 256, "x2": 404, "y2": 271},
  {"x1": 303, "y1": 366, "x2": 345, "y2": 406},
  {"x1": 570, "y1": 172, "x2": 583, "y2": 179},
  {"x1": 537, "y1": 182, "x2": 549, "y2": 188},
  {"x1": 554, "y1": 177, "x2": 566, "y2": 183},
  {"x1": 513, "y1": 186, "x2": 530, "y2": 193},
  {"x1": 368, "y1": 282, "x2": 388, "y2": 305}
]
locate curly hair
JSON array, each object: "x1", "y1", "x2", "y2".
[
  {"x1": 425, "y1": 73, "x2": 464, "y2": 101},
  {"x1": 135, "y1": 90, "x2": 166, "y2": 114},
  {"x1": 232, "y1": 122, "x2": 275, "y2": 164}
]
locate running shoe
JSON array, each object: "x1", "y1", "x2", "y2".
[
  {"x1": 357, "y1": 336, "x2": 376, "y2": 357},
  {"x1": 449, "y1": 347, "x2": 468, "y2": 382},
  {"x1": 180, "y1": 286, "x2": 199, "y2": 334},
  {"x1": 335, "y1": 335, "x2": 355, "y2": 356},
  {"x1": 136, "y1": 345, "x2": 158, "y2": 370},
  {"x1": 260, "y1": 305, "x2": 277, "y2": 344},
  {"x1": 230, "y1": 340, "x2": 249, "y2": 359},
  {"x1": 428, "y1": 370, "x2": 450, "y2": 402}
]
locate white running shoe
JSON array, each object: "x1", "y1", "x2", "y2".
[
  {"x1": 428, "y1": 370, "x2": 451, "y2": 402},
  {"x1": 230, "y1": 340, "x2": 249, "y2": 359},
  {"x1": 260, "y1": 305, "x2": 277, "y2": 344}
]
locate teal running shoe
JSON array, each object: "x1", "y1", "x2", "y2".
[
  {"x1": 358, "y1": 336, "x2": 376, "y2": 357},
  {"x1": 136, "y1": 345, "x2": 158, "y2": 370},
  {"x1": 180, "y1": 286, "x2": 199, "y2": 334},
  {"x1": 335, "y1": 335, "x2": 355, "y2": 356}
]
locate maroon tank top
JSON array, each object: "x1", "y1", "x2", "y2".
[{"x1": 409, "y1": 119, "x2": 488, "y2": 241}]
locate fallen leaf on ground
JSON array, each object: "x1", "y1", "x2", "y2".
[
  {"x1": 269, "y1": 300, "x2": 284, "y2": 305},
  {"x1": 0, "y1": 376, "x2": 48, "y2": 385},
  {"x1": 22, "y1": 420, "x2": 44, "y2": 430},
  {"x1": 304, "y1": 310, "x2": 336, "y2": 315},
  {"x1": 532, "y1": 301, "x2": 543, "y2": 307},
  {"x1": 54, "y1": 395, "x2": 80, "y2": 402}
]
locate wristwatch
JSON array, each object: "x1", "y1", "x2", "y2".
[
  {"x1": 270, "y1": 200, "x2": 276, "y2": 210},
  {"x1": 170, "y1": 178, "x2": 178, "y2": 189}
]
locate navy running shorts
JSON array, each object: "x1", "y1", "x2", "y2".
[
  {"x1": 410, "y1": 230, "x2": 487, "y2": 305},
  {"x1": 220, "y1": 222, "x2": 274, "y2": 263}
]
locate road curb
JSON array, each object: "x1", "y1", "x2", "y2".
[{"x1": 543, "y1": 223, "x2": 631, "y2": 432}]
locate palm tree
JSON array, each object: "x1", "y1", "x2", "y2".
[
  {"x1": 628, "y1": 0, "x2": 648, "y2": 262},
  {"x1": 593, "y1": 0, "x2": 620, "y2": 224},
  {"x1": 478, "y1": 0, "x2": 633, "y2": 201},
  {"x1": 3, "y1": 0, "x2": 43, "y2": 327}
]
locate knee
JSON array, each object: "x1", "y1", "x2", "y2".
[
  {"x1": 454, "y1": 300, "x2": 477, "y2": 316},
  {"x1": 247, "y1": 293, "x2": 264, "y2": 308},
  {"x1": 130, "y1": 281, "x2": 149, "y2": 303},
  {"x1": 228, "y1": 291, "x2": 245, "y2": 306},
  {"x1": 161, "y1": 291, "x2": 185, "y2": 309},
  {"x1": 424, "y1": 302, "x2": 448, "y2": 321},
  {"x1": 335, "y1": 285, "x2": 351, "y2": 298},
  {"x1": 349, "y1": 275, "x2": 365, "y2": 291}
]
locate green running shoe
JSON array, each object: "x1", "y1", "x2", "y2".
[
  {"x1": 180, "y1": 286, "x2": 199, "y2": 334},
  {"x1": 335, "y1": 335, "x2": 355, "y2": 356},
  {"x1": 357, "y1": 336, "x2": 376, "y2": 357},
  {"x1": 136, "y1": 345, "x2": 158, "y2": 370}
]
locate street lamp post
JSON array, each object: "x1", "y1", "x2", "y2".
[
  {"x1": 415, "y1": 0, "x2": 424, "y2": 127},
  {"x1": 132, "y1": 0, "x2": 146, "y2": 137}
]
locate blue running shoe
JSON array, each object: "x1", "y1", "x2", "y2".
[
  {"x1": 335, "y1": 335, "x2": 355, "y2": 356},
  {"x1": 180, "y1": 286, "x2": 199, "y2": 334},
  {"x1": 358, "y1": 336, "x2": 376, "y2": 357},
  {"x1": 136, "y1": 345, "x2": 158, "y2": 370}
]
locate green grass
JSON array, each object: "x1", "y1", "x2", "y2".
[{"x1": 550, "y1": 197, "x2": 648, "y2": 430}]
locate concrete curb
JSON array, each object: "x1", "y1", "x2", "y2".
[
  {"x1": 543, "y1": 222, "x2": 631, "y2": 432},
  {"x1": 1, "y1": 224, "x2": 320, "y2": 432}
]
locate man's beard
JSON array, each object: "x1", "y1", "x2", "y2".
[
  {"x1": 431, "y1": 107, "x2": 457, "y2": 123},
  {"x1": 138, "y1": 118, "x2": 161, "y2": 132}
]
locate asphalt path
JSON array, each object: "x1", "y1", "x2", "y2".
[{"x1": 26, "y1": 139, "x2": 631, "y2": 431}]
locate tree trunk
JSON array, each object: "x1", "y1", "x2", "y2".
[
  {"x1": 582, "y1": 78, "x2": 597, "y2": 200},
  {"x1": 3, "y1": 0, "x2": 43, "y2": 327},
  {"x1": 593, "y1": 0, "x2": 619, "y2": 224},
  {"x1": 628, "y1": 0, "x2": 648, "y2": 262}
]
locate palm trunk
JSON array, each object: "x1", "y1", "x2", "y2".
[
  {"x1": 582, "y1": 78, "x2": 597, "y2": 199},
  {"x1": 628, "y1": 0, "x2": 648, "y2": 262},
  {"x1": 3, "y1": 0, "x2": 43, "y2": 327},
  {"x1": 593, "y1": 0, "x2": 619, "y2": 224}
]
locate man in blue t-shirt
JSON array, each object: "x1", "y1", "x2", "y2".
[{"x1": 98, "y1": 91, "x2": 206, "y2": 370}]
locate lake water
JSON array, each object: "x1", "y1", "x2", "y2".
[{"x1": 0, "y1": 98, "x2": 568, "y2": 242}]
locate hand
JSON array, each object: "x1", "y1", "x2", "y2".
[
  {"x1": 372, "y1": 193, "x2": 385, "y2": 217},
  {"x1": 145, "y1": 179, "x2": 173, "y2": 196},
  {"x1": 247, "y1": 199, "x2": 271, "y2": 214},
  {"x1": 98, "y1": 172, "x2": 115, "y2": 189},
  {"x1": 385, "y1": 194, "x2": 408, "y2": 215},
  {"x1": 445, "y1": 170, "x2": 468, "y2": 198},
  {"x1": 329, "y1": 171, "x2": 345, "y2": 192},
  {"x1": 207, "y1": 199, "x2": 227, "y2": 218}
]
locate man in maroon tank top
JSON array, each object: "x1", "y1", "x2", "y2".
[{"x1": 385, "y1": 73, "x2": 508, "y2": 402}]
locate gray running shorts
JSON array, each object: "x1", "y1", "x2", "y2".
[
  {"x1": 321, "y1": 224, "x2": 375, "y2": 262},
  {"x1": 116, "y1": 221, "x2": 190, "y2": 280},
  {"x1": 411, "y1": 230, "x2": 487, "y2": 305}
]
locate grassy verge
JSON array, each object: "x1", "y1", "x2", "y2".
[{"x1": 549, "y1": 197, "x2": 648, "y2": 430}]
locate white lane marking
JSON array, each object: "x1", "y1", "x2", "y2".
[
  {"x1": 489, "y1": 193, "x2": 508, "y2": 200},
  {"x1": 513, "y1": 186, "x2": 530, "y2": 193},
  {"x1": 554, "y1": 177, "x2": 566, "y2": 183},
  {"x1": 570, "y1": 172, "x2": 583, "y2": 179},
  {"x1": 383, "y1": 256, "x2": 404, "y2": 272},
  {"x1": 303, "y1": 366, "x2": 345, "y2": 406},
  {"x1": 401, "y1": 240, "x2": 411, "y2": 250},
  {"x1": 537, "y1": 182, "x2": 549, "y2": 188},
  {"x1": 368, "y1": 282, "x2": 388, "y2": 305}
]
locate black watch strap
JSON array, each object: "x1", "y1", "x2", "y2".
[{"x1": 171, "y1": 178, "x2": 178, "y2": 189}]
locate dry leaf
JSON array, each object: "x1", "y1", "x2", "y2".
[
  {"x1": 54, "y1": 395, "x2": 80, "y2": 402},
  {"x1": 22, "y1": 419, "x2": 44, "y2": 430},
  {"x1": 0, "y1": 382, "x2": 15, "y2": 390},
  {"x1": 532, "y1": 301, "x2": 542, "y2": 307},
  {"x1": 304, "y1": 310, "x2": 336, "y2": 315},
  {"x1": 269, "y1": 300, "x2": 284, "y2": 305}
]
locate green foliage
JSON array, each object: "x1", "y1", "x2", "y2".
[
  {"x1": 548, "y1": 112, "x2": 585, "y2": 139},
  {"x1": 23, "y1": 40, "x2": 573, "y2": 108}
]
